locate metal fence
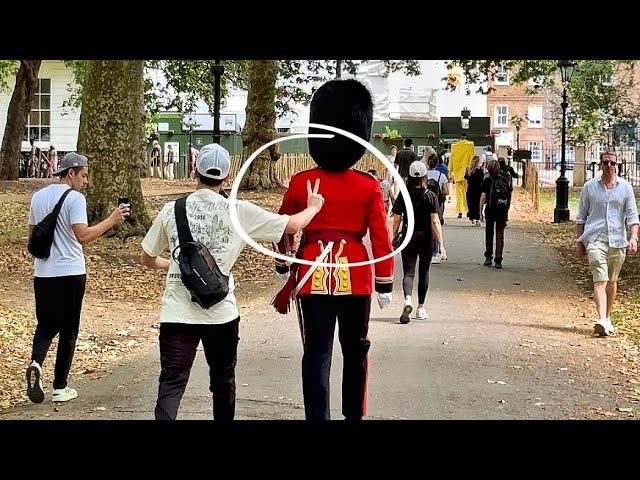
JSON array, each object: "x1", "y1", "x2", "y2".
[{"x1": 526, "y1": 146, "x2": 640, "y2": 187}]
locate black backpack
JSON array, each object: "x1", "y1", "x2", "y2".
[
  {"x1": 28, "y1": 188, "x2": 73, "y2": 259},
  {"x1": 171, "y1": 196, "x2": 229, "y2": 309},
  {"x1": 489, "y1": 171, "x2": 512, "y2": 211},
  {"x1": 426, "y1": 172, "x2": 444, "y2": 205}
]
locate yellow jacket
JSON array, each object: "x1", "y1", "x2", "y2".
[{"x1": 449, "y1": 139, "x2": 475, "y2": 181}]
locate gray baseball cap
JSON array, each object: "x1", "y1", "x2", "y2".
[{"x1": 53, "y1": 152, "x2": 89, "y2": 175}]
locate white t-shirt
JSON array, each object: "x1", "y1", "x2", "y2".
[
  {"x1": 28, "y1": 184, "x2": 87, "y2": 278},
  {"x1": 481, "y1": 152, "x2": 498, "y2": 165},
  {"x1": 427, "y1": 169, "x2": 448, "y2": 191},
  {"x1": 141, "y1": 188, "x2": 289, "y2": 325}
]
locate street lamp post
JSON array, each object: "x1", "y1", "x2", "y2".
[
  {"x1": 212, "y1": 60, "x2": 224, "y2": 145},
  {"x1": 515, "y1": 124, "x2": 520, "y2": 150},
  {"x1": 336, "y1": 60, "x2": 342, "y2": 79},
  {"x1": 554, "y1": 60, "x2": 576, "y2": 223}
]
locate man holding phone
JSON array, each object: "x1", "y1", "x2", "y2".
[{"x1": 26, "y1": 153, "x2": 130, "y2": 404}]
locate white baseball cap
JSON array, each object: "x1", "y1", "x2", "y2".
[
  {"x1": 196, "y1": 143, "x2": 231, "y2": 180},
  {"x1": 409, "y1": 160, "x2": 427, "y2": 178}
]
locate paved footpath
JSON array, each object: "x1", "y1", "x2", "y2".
[{"x1": 3, "y1": 208, "x2": 636, "y2": 420}]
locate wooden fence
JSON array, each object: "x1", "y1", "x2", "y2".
[{"x1": 224, "y1": 153, "x2": 390, "y2": 187}]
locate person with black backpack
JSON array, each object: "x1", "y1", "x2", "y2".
[
  {"x1": 140, "y1": 143, "x2": 325, "y2": 420},
  {"x1": 392, "y1": 161, "x2": 447, "y2": 323},
  {"x1": 480, "y1": 159, "x2": 513, "y2": 269},
  {"x1": 25, "y1": 153, "x2": 130, "y2": 404}
]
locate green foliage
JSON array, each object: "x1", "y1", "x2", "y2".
[
  {"x1": 61, "y1": 60, "x2": 86, "y2": 112},
  {"x1": 0, "y1": 60, "x2": 19, "y2": 93},
  {"x1": 382, "y1": 126, "x2": 400, "y2": 139}
]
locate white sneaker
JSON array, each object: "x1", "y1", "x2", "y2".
[
  {"x1": 594, "y1": 318, "x2": 615, "y2": 337},
  {"x1": 415, "y1": 308, "x2": 429, "y2": 320},
  {"x1": 26, "y1": 361, "x2": 45, "y2": 404},
  {"x1": 52, "y1": 386, "x2": 78, "y2": 403},
  {"x1": 431, "y1": 254, "x2": 441, "y2": 264}
]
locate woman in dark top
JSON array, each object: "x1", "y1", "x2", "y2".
[
  {"x1": 480, "y1": 160, "x2": 512, "y2": 269},
  {"x1": 464, "y1": 155, "x2": 484, "y2": 225},
  {"x1": 392, "y1": 161, "x2": 447, "y2": 324}
]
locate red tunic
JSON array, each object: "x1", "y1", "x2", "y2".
[{"x1": 277, "y1": 168, "x2": 394, "y2": 296}]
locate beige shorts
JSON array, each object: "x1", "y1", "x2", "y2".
[{"x1": 586, "y1": 240, "x2": 626, "y2": 282}]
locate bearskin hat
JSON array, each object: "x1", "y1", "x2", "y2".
[{"x1": 308, "y1": 79, "x2": 373, "y2": 171}]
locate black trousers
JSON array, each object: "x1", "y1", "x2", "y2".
[
  {"x1": 155, "y1": 319, "x2": 239, "y2": 421},
  {"x1": 484, "y1": 212, "x2": 508, "y2": 261},
  {"x1": 298, "y1": 295, "x2": 371, "y2": 421},
  {"x1": 401, "y1": 232, "x2": 433, "y2": 304},
  {"x1": 31, "y1": 274, "x2": 86, "y2": 390}
]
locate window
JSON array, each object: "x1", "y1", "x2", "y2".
[
  {"x1": 527, "y1": 105, "x2": 543, "y2": 128},
  {"x1": 495, "y1": 105, "x2": 508, "y2": 127},
  {"x1": 528, "y1": 141, "x2": 542, "y2": 161},
  {"x1": 24, "y1": 79, "x2": 51, "y2": 142},
  {"x1": 495, "y1": 65, "x2": 509, "y2": 85}
]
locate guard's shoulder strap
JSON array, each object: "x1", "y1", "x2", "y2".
[{"x1": 174, "y1": 196, "x2": 193, "y2": 245}]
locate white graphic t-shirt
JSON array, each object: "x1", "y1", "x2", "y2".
[
  {"x1": 28, "y1": 184, "x2": 88, "y2": 278},
  {"x1": 141, "y1": 188, "x2": 289, "y2": 325}
]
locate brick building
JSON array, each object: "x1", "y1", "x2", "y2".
[{"x1": 486, "y1": 64, "x2": 557, "y2": 165}]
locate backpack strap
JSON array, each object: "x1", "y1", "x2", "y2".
[
  {"x1": 174, "y1": 196, "x2": 194, "y2": 245},
  {"x1": 52, "y1": 188, "x2": 73, "y2": 216}
]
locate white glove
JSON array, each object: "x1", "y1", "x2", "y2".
[
  {"x1": 377, "y1": 292, "x2": 392, "y2": 310},
  {"x1": 275, "y1": 271, "x2": 289, "y2": 280}
]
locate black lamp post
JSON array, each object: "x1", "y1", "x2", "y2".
[
  {"x1": 515, "y1": 124, "x2": 520, "y2": 150},
  {"x1": 212, "y1": 60, "x2": 224, "y2": 145},
  {"x1": 336, "y1": 60, "x2": 342, "y2": 79},
  {"x1": 554, "y1": 60, "x2": 576, "y2": 223}
]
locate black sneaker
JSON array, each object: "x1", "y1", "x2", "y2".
[
  {"x1": 26, "y1": 361, "x2": 45, "y2": 404},
  {"x1": 483, "y1": 257, "x2": 493, "y2": 267},
  {"x1": 400, "y1": 305, "x2": 412, "y2": 324},
  {"x1": 495, "y1": 260, "x2": 503, "y2": 269}
]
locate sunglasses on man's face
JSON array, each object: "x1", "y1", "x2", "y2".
[{"x1": 601, "y1": 160, "x2": 617, "y2": 167}]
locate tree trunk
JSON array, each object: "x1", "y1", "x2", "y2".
[
  {"x1": 77, "y1": 60, "x2": 150, "y2": 236},
  {"x1": 240, "y1": 60, "x2": 282, "y2": 189},
  {"x1": 0, "y1": 60, "x2": 41, "y2": 180}
]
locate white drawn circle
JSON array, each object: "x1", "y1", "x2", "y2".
[{"x1": 228, "y1": 122, "x2": 415, "y2": 268}]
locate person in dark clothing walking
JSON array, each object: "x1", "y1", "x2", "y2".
[
  {"x1": 392, "y1": 161, "x2": 447, "y2": 323},
  {"x1": 395, "y1": 138, "x2": 417, "y2": 183},
  {"x1": 480, "y1": 160, "x2": 513, "y2": 269},
  {"x1": 499, "y1": 156, "x2": 519, "y2": 184},
  {"x1": 465, "y1": 155, "x2": 484, "y2": 226}
]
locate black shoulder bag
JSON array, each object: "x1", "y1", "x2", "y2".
[
  {"x1": 171, "y1": 196, "x2": 229, "y2": 309},
  {"x1": 28, "y1": 188, "x2": 73, "y2": 259}
]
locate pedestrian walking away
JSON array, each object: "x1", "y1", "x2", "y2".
[
  {"x1": 140, "y1": 143, "x2": 325, "y2": 420},
  {"x1": 392, "y1": 160, "x2": 447, "y2": 324},
  {"x1": 480, "y1": 160, "x2": 513, "y2": 269}
]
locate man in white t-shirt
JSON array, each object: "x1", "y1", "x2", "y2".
[
  {"x1": 481, "y1": 145, "x2": 498, "y2": 176},
  {"x1": 26, "y1": 153, "x2": 130, "y2": 404},
  {"x1": 140, "y1": 143, "x2": 325, "y2": 420}
]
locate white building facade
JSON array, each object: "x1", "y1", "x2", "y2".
[{"x1": 0, "y1": 60, "x2": 80, "y2": 153}]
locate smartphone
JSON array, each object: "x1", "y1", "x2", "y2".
[{"x1": 117, "y1": 196, "x2": 129, "y2": 207}]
